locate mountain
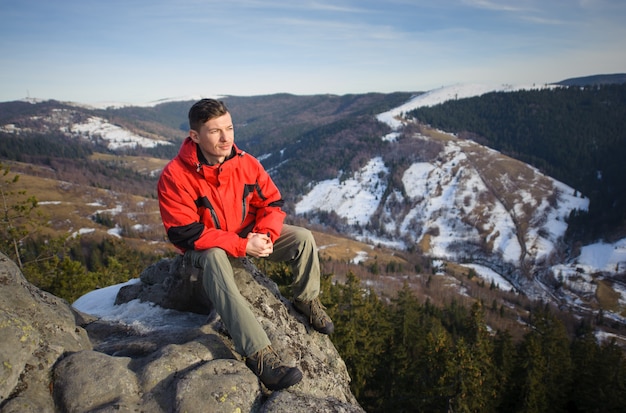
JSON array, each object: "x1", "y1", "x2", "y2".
[
  {"x1": 555, "y1": 73, "x2": 626, "y2": 87},
  {"x1": 1, "y1": 81, "x2": 625, "y2": 344},
  {"x1": 292, "y1": 84, "x2": 618, "y2": 304}
]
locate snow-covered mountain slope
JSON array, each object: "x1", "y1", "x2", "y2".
[
  {"x1": 296, "y1": 119, "x2": 588, "y2": 271},
  {"x1": 298, "y1": 83, "x2": 585, "y2": 261},
  {"x1": 68, "y1": 116, "x2": 173, "y2": 150},
  {"x1": 296, "y1": 84, "x2": 625, "y2": 321},
  {"x1": 82, "y1": 94, "x2": 224, "y2": 109},
  {"x1": 376, "y1": 83, "x2": 554, "y2": 129},
  {"x1": 1, "y1": 107, "x2": 172, "y2": 150}
]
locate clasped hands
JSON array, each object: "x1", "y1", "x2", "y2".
[{"x1": 246, "y1": 232, "x2": 273, "y2": 258}]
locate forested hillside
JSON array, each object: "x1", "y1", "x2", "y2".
[
  {"x1": 242, "y1": 259, "x2": 626, "y2": 413},
  {"x1": 556, "y1": 73, "x2": 626, "y2": 87},
  {"x1": 406, "y1": 84, "x2": 626, "y2": 242}
]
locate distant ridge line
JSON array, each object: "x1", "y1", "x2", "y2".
[{"x1": 555, "y1": 73, "x2": 626, "y2": 86}]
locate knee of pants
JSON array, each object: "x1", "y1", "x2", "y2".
[
  {"x1": 298, "y1": 227, "x2": 314, "y2": 242},
  {"x1": 192, "y1": 249, "x2": 233, "y2": 288},
  {"x1": 288, "y1": 225, "x2": 315, "y2": 246},
  {"x1": 196, "y1": 248, "x2": 229, "y2": 268}
]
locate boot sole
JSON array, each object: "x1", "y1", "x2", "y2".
[{"x1": 264, "y1": 367, "x2": 303, "y2": 391}]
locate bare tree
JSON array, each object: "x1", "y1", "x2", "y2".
[{"x1": 0, "y1": 163, "x2": 41, "y2": 269}]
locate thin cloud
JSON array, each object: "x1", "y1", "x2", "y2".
[
  {"x1": 272, "y1": 16, "x2": 403, "y2": 41},
  {"x1": 461, "y1": 0, "x2": 531, "y2": 13},
  {"x1": 461, "y1": 0, "x2": 578, "y2": 26},
  {"x1": 520, "y1": 15, "x2": 570, "y2": 25},
  {"x1": 308, "y1": 1, "x2": 370, "y2": 14}
]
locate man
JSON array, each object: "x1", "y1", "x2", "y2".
[{"x1": 157, "y1": 98, "x2": 334, "y2": 391}]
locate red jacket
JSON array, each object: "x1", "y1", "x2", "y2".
[{"x1": 157, "y1": 137, "x2": 286, "y2": 256}]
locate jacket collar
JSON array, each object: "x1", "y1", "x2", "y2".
[{"x1": 178, "y1": 137, "x2": 243, "y2": 172}]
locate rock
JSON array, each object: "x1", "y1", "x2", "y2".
[
  {"x1": 174, "y1": 359, "x2": 262, "y2": 413},
  {"x1": 0, "y1": 253, "x2": 92, "y2": 412},
  {"x1": 0, "y1": 252, "x2": 364, "y2": 412},
  {"x1": 53, "y1": 351, "x2": 141, "y2": 412},
  {"x1": 115, "y1": 254, "x2": 213, "y2": 315}
]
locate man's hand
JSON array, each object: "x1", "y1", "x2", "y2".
[{"x1": 246, "y1": 232, "x2": 274, "y2": 258}]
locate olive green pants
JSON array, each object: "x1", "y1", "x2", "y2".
[{"x1": 186, "y1": 224, "x2": 320, "y2": 356}]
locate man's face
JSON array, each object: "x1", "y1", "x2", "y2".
[{"x1": 190, "y1": 112, "x2": 235, "y2": 165}]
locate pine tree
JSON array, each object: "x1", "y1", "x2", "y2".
[
  {"x1": 502, "y1": 306, "x2": 573, "y2": 413},
  {"x1": 384, "y1": 286, "x2": 459, "y2": 412},
  {"x1": 418, "y1": 318, "x2": 455, "y2": 412},
  {"x1": 531, "y1": 306, "x2": 573, "y2": 412},
  {"x1": 448, "y1": 301, "x2": 497, "y2": 413},
  {"x1": 509, "y1": 333, "x2": 549, "y2": 413},
  {"x1": 568, "y1": 323, "x2": 600, "y2": 412},
  {"x1": 492, "y1": 330, "x2": 515, "y2": 410},
  {"x1": 326, "y1": 272, "x2": 391, "y2": 407},
  {"x1": 594, "y1": 339, "x2": 626, "y2": 412}
]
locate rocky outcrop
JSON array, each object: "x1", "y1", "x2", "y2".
[
  {"x1": 0, "y1": 253, "x2": 92, "y2": 412},
  {"x1": 0, "y1": 252, "x2": 363, "y2": 412}
]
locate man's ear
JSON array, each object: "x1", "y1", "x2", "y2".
[{"x1": 189, "y1": 129, "x2": 199, "y2": 143}]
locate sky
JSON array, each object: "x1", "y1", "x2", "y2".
[{"x1": 1, "y1": 0, "x2": 625, "y2": 105}]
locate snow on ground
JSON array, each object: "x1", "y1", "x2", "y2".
[
  {"x1": 351, "y1": 251, "x2": 369, "y2": 264},
  {"x1": 382, "y1": 131, "x2": 400, "y2": 142},
  {"x1": 613, "y1": 282, "x2": 626, "y2": 307},
  {"x1": 398, "y1": 139, "x2": 524, "y2": 263},
  {"x1": 132, "y1": 224, "x2": 150, "y2": 231},
  {"x1": 72, "y1": 279, "x2": 206, "y2": 333},
  {"x1": 596, "y1": 330, "x2": 626, "y2": 345},
  {"x1": 549, "y1": 238, "x2": 626, "y2": 288},
  {"x1": 577, "y1": 238, "x2": 626, "y2": 273},
  {"x1": 70, "y1": 116, "x2": 172, "y2": 150},
  {"x1": 550, "y1": 237, "x2": 626, "y2": 318},
  {"x1": 107, "y1": 225, "x2": 123, "y2": 238},
  {"x1": 461, "y1": 263, "x2": 516, "y2": 292},
  {"x1": 379, "y1": 86, "x2": 545, "y2": 265},
  {"x1": 84, "y1": 95, "x2": 225, "y2": 109},
  {"x1": 71, "y1": 228, "x2": 95, "y2": 238},
  {"x1": 93, "y1": 203, "x2": 123, "y2": 216},
  {"x1": 296, "y1": 157, "x2": 388, "y2": 226},
  {"x1": 401, "y1": 162, "x2": 434, "y2": 199},
  {"x1": 292, "y1": 83, "x2": 616, "y2": 322},
  {"x1": 541, "y1": 180, "x2": 589, "y2": 242}
]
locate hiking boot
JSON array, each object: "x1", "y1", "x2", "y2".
[
  {"x1": 293, "y1": 298, "x2": 335, "y2": 335},
  {"x1": 245, "y1": 346, "x2": 302, "y2": 391}
]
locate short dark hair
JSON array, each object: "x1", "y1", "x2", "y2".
[{"x1": 188, "y1": 99, "x2": 229, "y2": 131}]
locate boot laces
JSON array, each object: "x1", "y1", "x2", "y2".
[
  {"x1": 254, "y1": 346, "x2": 281, "y2": 375},
  {"x1": 309, "y1": 299, "x2": 329, "y2": 324}
]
